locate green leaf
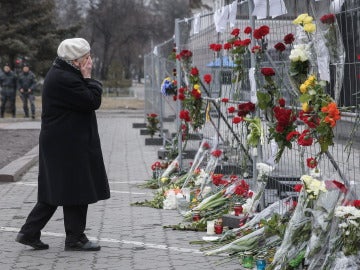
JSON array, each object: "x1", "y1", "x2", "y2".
[
  {"x1": 299, "y1": 94, "x2": 311, "y2": 103},
  {"x1": 257, "y1": 91, "x2": 271, "y2": 110}
]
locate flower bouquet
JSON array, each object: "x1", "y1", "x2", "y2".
[{"x1": 146, "y1": 113, "x2": 160, "y2": 138}]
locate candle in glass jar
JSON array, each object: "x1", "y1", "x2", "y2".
[
  {"x1": 234, "y1": 203, "x2": 243, "y2": 216},
  {"x1": 206, "y1": 220, "x2": 215, "y2": 235},
  {"x1": 242, "y1": 251, "x2": 254, "y2": 268},
  {"x1": 256, "y1": 255, "x2": 266, "y2": 270},
  {"x1": 214, "y1": 224, "x2": 223, "y2": 234}
]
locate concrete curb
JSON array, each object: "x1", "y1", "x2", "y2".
[{"x1": 0, "y1": 145, "x2": 39, "y2": 182}]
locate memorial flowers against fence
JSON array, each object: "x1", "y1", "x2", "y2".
[
  {"x1": 288, "y1": 13, "x2": 316, "y2": 94},
  {"x1": 222, "y1": 26, "x2": 252, "y2": 89},
  {"x1": 176, "y1": 49, "x2": 206, "y2": 132}
]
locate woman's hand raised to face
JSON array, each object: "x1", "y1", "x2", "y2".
[{"x1": 79, "y1": 54, "x2": 92, "y2": 79}]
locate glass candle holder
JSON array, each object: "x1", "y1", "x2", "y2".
[
  {"x1": 256, "y1": 255, "x2": 266, "y2": 270},
  {"x1": 234, "y1": 203, "x2": 243, "y2": 216},
  {"x1": 242, "y1": 251, "x2": 254, "y2": 268},
  {"x1": 214, "y1": 224, "x2": 223, "y2": 234},
  {"x1": 192, "y1": 211, "x2": 201, "y2": 222}
]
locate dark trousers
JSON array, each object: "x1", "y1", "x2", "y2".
[
  {"x1": 20, "y1": 92, "x2": 35, "y2": 117},
  {"x1": 0, "y1": 93, "x2": 16, "y2": 117},
  {"x1": 19, "y1": 201, "x2": 88, "y2": 244}
]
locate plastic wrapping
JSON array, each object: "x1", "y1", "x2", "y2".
[{"x1": 318, "y1": 15, "x2": 345, "y2": 104}]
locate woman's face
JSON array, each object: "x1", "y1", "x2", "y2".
[{"x1": 73, "y1": 53, "x2": 91, "y2": 68}]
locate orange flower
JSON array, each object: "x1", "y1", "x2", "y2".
[{"x1": 321, "y1": 102, "x2": 340, "y2": 127}]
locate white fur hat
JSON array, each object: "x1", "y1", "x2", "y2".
[{"x1": 57, "y1": 38, "x2": 90, "y2": 60}]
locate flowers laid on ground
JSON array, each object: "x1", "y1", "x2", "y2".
[
  {"x1": 146, "y1": 113, "x2": 160, "y2": 138},
  {"x1": 334, "y1": 203, "x2": 360, "y2": 256}
]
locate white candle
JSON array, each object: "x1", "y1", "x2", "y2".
[{"x1": 207, "y1": 220, "x2": 215, "y2": 235}]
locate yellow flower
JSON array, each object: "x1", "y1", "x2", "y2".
[
  {"x1": 304, "y1": 80, "x2": 312, "y2": 87},
  {"x1": 303, "y1": 15, "x2": 313, "y2": 24},
  {"x1": 302, "y1": 102, "x2": 310, "y2": 112},
  {"x1": 293, "y1": 13, "x2": 309, "y2": 25},
  {"x1": 308, "y1": 75, "x2": 316, "y2": 82},
  {"x1": 194, "y1": 84, "x2": 200, "y2": 90},
  {"x1": 304, "y1": 23, "x2": 316, "y2": 33},
  {"x1": 300, "y1": 83, "x2": 308, "y2": 93}
]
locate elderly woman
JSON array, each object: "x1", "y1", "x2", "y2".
[{"x1": 16, "y1": 38, "x2": 110, "y2": 251}]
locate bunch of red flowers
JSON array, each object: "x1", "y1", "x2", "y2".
[
  {"x1": 237, "y1": 101, "x2": 255, "y2": 117},
  {"x1": 320, "y1": 13, "x2": 336, "y2": 24}
]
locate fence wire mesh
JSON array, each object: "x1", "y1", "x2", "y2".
[{"x1": 144, "y1": 0, "x2": 359, "y2": 208}]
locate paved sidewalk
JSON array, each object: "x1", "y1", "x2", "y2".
[{"x1": 0, "y1": 110, "x2": 242, "y2": 270}]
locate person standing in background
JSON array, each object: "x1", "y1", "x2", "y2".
[
  {"x1": 0, "y1": 63, "x2": 17, "y2": 118},
  {"x1": 18, "y1": 64, "x2": 37, "y2": 119},
  {"x1": 15, "y1": 38, "x2": 110, "y2": 251}
]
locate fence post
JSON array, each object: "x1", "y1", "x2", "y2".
[{"x1": 175, "y1": 18, "x2": 183, "y2": 169}]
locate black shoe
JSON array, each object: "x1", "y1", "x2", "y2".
[
  {"x1": 31, "y1": 115, "x2": 35, "y2": 119},
  {"x1": 65, "y1": 240, "x2": 101, "y2": 251},
  {"x1": 15, "y1": 233, "x2": 49, "y2": 250}
]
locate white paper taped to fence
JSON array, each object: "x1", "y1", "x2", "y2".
[
  {"x1": 252, "y1": 0, "x2": 287, "y2": 19},
  {"x1": 214, "y1": 5, "x2": 229, "y2": 32},
  {"x1": 193, "y1": 13, "x2": 201, "y2": 34},
  {"x1": 229, "y1": 0, "x2": 238, "y2": 27},
  {"x1": 269, "y1": 0, "x2": 287, "y2": 18},
  {"x1": 249, "y1": 67, "x2": 257, "y2": 103},
  {"x1": 252, "y1": 0, "x2": 267, "y2": 19},
  {"x1": 330, "y1": 0, "x2": 345, "y2": 13}
]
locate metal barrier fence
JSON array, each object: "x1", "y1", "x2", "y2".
[{"x1": 144, "y1": 0, "x2": 359, "y2": 208}]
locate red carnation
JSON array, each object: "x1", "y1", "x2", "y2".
[
  {"x1": 238, "y1": 102, "x2": 255, "y2": 116},
  {"x1": 251, "y1": 46, "x2": 261, "y2": 53},
  {"x1": 274, "y1": 42, "x2": 286, "y2": 52},
  {"x1": 221, "y1": 98, "x2": 229, "y2": 103},
  {"x1": 179, "y1": 110, "x2": 191, "y2": 122},
  {"x1": 261, "y1": 67, "x2": 275, "y2": 77},
  {"x1": 294, "y1": 184, "x2": 303, "y2": 192},
  {"x1": 352, "y1": 200, "x2": 360, "y2": 209},
  {"x1": 232, "y1": 116, "x2": 243, "y2": 124},
  {"x1": 244, "y1": 26, "x2": 252, "y2": 34},
  {"x1": 178, "y1": 93, "x2": 185, "y2": 101},
  {"x1": 306, "y1": 157, "x2": 318, "y2": 169},
  {"x1": 190, "y1": 67, "x2": 199, "y2": 76},
  {"x1": 297, "y1": 129, "x2": 313, "y2": 146},
  {"x1": 202, "y1": 141, "x2": 210, "y2": 149},
  {"x1": 278, "y1": 98, "x2": 286, "y2": 107},
  {"x1": 284, "y1": 33, "x2": 295, "y2": 45},
  {"x1": 178, "y1": 49, "x2": 192, "y2": 60},
  {"x1": 228, "y1": 106, "x2": 236, "y2": 113},
  {"x1": 191, "y1": 89, "x2": 201, "y2": 99},
  {"x1": 211, "y1": 149, "x2": 222, "y2": 157},
  {"x1": 253, "y1": 29, "x2": 262, "y2": 40},
  {"x1": 320, "y1": 13, "x2": 336, "y2": 24},
  {"x1": 148, "y1": 113, "x2": 158, "y2": 118},
  {"x1": 224, "y1": 42, "x2": 232, "y2": 50},
  {"x1": 231, "y1": 28, "x2": 240, "y2": 36},
  {"x1": 209, "y1": 43, "x2": 222, "y2": 51},
  {"x1": 286, "y1": 131, "x2": 300, "y2": 141},
  {"x1": 204, "y1": 74, "x2": 212, "y2": 84},
  {"x1": 259, "y1": 25, "x2": 270, "y2": 35}
]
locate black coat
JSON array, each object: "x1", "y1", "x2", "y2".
[{"x1": 38, "y1": 58, "x2": 110, "y2": 206}]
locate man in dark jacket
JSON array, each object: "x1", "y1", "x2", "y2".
[
  {"x1": 17, "y1": 64, "x2": 37, "y2": 119},
  {"x1": 15, "y1": 38, "x2": 110, "y2": 251},
  {"x1": 0, "y1": 63, "x2": 17, "y2": 118}
]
